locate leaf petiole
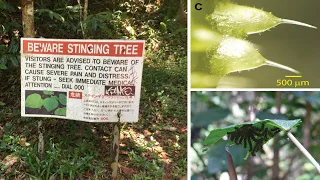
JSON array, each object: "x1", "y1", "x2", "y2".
[{"x1": 287, "y1": 132, "x2": 320, "y2": 173}]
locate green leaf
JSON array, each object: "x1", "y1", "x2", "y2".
[
  {"x1": 0, "y1": 2, "x2": 16, "y2": 12},
  {"x1": 0, "y1": 45, "x2": 7, "y2": 53},
  {"x1": 52, "y1": 12, "x2": 65, "y2": 22},
  {"x1": 0, "y1": 64, "x2": 7, "y2": 69},
  {"x1": 43, "y1": 98, "x2": 59, "y2": 112},
  {"x1": 51, "y1": 96, "x2": 58, "y2": 100},
  {"x1": 92, "y1": 17, "x2": 97, "y2": 32},
  {"x1": 191, "y1": 25, "x2": 222, "y2": 52},
  {"x1": 207, "y1": 141, "x2": 246, "y2": 173},
  {"x1": 25, "y1": 93, "x2": 43, "y2": 109},
  {"x1": 36, "y1": 9, "x2": 65, "y2": 22},
  {"x1": 256, "y1": 111, "x2": 288, "y2": 120},
  {"x1": 159, "y1": 22, "x2": 167, "y2": 33},
  {"x1": 43, "y1": 91, "x2": 54, "y2": 95},
  {"x1": 58, "y1": 93, "x2": 67, "y2": 106},
  {"x1": 54, "y1": 108, "x2": 66, "y2": 116},
  {"x1": 193, "y1": 108, "x2": 230, "y2": 127},
  {"x1": 203, "y1": 119, "x2": 301, "y2": 158},
  {"x1": 0, "y1": 101, "x2": 5, "y2": 106},
  {"x1": 8, "y1": 55, "x2": 19, "y2": 67},
  {"x1": 207, "y1": 2, "x2": 316, "y2": 38},
  {"x1": 291, "y1": 92, "x2": 320, "y2": 106},
  {"x1": 209, "y1": 37, "x2": 299, "y2": 76},
  {"x1": 204, "y1": 119, "x2": 301, "y2": 146}
]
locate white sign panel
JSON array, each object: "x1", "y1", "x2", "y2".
[{"x1": 21, "y1": 38, "x2": 145, "y2": 122}]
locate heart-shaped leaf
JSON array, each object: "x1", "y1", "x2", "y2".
[
  {"x1": 54, "y1": 107, "x2": 66, "y2": 116},
  {"x1": 43, "y1": 98, "x2": 59, "y2": 112},
  {"x1": 58, "y1": 93, "x2": 67, "y2": 106},
  {"x1": 25, "y1": 93, "x2": 43, "y2": 109}
]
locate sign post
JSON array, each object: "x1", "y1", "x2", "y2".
[
  {"x1": 21, "y1": 38, "x2": 145, "y2": 176},
  {"x1": 21, "y1": 38, "x2": 145, "y2": 122}
]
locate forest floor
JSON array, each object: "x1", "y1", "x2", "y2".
[{"x1": 0, "y1": 1, "x2": 187, "y2": 179}]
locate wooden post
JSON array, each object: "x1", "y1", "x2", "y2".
[
  {"x1": 111, "y1": 111, "x2": 121, "y2": 179},
  {"x1": 37, "y1": 120, "x2": 44, "y2": 158}
]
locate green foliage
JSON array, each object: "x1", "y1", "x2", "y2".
[
  {"x1": 204, "y1": 119, "x2": 301, "y2": 158},
  {"x1": 192, "y1": 92, "x2": 320, "y2": 179},
  {"x1": 25, "y1": 91, "x2": 67, "y2": 116},
  {"x1": 206, "y1": 141, "x2": 247, "y2": 174},
  {"x1": 192, "y1": 107, "x2": 230, "y2": 127},
  {"x1": 35, "y1": 9, "x2": 65, "y2": 22}
]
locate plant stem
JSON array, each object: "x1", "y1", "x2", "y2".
[
  {"x1": 287, "y1": 132, "x2": 320, "y2": 173},
  {"x1": 226, "y1": 146, "x2": 238, "y2": 180}
]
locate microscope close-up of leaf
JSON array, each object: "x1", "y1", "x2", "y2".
[{"x1": 191, "y1": 0, "x2": 319, "y2": 88}]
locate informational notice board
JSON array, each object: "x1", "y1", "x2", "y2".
[{"x1": 21, "y1": 38, "x2": 145, "y2": 122}]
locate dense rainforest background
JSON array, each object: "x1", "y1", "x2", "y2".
[
  {"x1": 0, "y1": 0, "x2": 187, "y2": 179},
  {"x1": 191, "y1": 91, "x2": 320, "y2": 180}
]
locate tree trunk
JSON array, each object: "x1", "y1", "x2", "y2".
[
  {"x1": 272, "y1": 91, "x2": 282, "y2": 180},
  {"x1": 84, "y1": 0, "x2": 88, "y2": 19},
  {"x1": 303, "y1": 92, "x2": 312, "y2": 150},
  {"x1": 21, "y1": 0, "x2": 34, "y2": 37}
]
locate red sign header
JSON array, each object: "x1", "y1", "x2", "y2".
[{"x1": 21, "y1": 39, "x2": 145, "y2": 57}]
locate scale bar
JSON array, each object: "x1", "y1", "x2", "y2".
[{"x1": 285, "y1": 76, "x2": 302, "y2": 78}]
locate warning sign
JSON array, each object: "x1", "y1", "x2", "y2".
[{"x1": 21, "y1": 38, "x2": 145, "y2": 122}]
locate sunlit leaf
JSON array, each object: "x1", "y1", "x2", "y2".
[
  {"x1": 209, "y1": 37, "x2": 299, "y2": 76},
  {"x1": 207, "y1": 2, "x2": 316, "y2": 38},
  {"x1": 159, "y1": 22, "x2": 167, "y2": 33},
  {"x1": 126, "y1": 26, "x2": 136, "y2": 35}
]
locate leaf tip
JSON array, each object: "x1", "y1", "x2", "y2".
[{"x1": 280, "y1": 19, "x2": 317, "y2": 29}]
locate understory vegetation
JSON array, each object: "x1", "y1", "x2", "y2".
[{"x1": 0, "y1": 0, "x2": 187, "y2": 179}]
